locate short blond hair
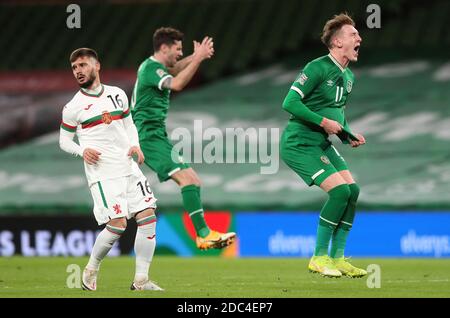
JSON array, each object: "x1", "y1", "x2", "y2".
[{"x1": 321, "y1": 13, "x2": 355, "y2": 49}]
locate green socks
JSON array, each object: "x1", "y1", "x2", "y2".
[
  {"x1": 181, "y1": 185, "x2": 210, "y2": 238},
  {"x1": 338, "y1": 183, "x2": 360, "y2": 229},
  {"x1": 318, "y1": 184, "x2": 351, "y2": 228},
  {"x1": 314, "y1": 224, "x2": 335, "y2": 256},
  {"x1": 314, "y1": 184, "x2": 351, "y2": 256},
  {"x1": 330, "y1": 227, "x2": 350, "y2": 258},
  {"x1": 330, "y1": 183, "x2": 360, "y2": 258}
]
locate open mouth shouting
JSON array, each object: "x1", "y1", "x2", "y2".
[{"x1": 354, "y1": 44, "x2": 360, "y2": 56}]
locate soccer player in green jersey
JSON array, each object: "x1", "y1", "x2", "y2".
[
  {"x1": 131, "y1": 27, "x2": 235, "y2": 250},
  {"x1": 280, "y1": 14, "x2": 367, "y2": 278}
]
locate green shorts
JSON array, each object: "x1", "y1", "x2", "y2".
[
  {"x1": 139, "y1": 129, "x2": 190, "y2": 182},
  {"x1": 280, "y1": 135, "x2": 349, "y2": 187}
]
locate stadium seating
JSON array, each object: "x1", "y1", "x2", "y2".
[{"x1": 1, "y1": 0, "x2": 447, "y2": 78}]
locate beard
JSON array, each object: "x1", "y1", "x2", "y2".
[{"x1": 78, "y1": 71, "x2": 96, "y2": 89}]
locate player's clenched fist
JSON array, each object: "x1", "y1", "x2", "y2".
[
  {"x1": 128, "y1": 146, "x2": 145, "y2": 165},
  {"x1": 320, "y1": 117, "x2": 343, "y2": 135},
  {"x1": 350, "y1": 133, "x2": 366, "y2": 148},
  {"x1": 83, "y1": 148, "x2": 101, "y2": 165}
]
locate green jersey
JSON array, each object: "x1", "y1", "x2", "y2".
[
  {"x1": 131, "y1": 56, "x2": 173, "y2": 131},
  {"x1": 283, "y1": 54, "x2": 355, "y2": 146}
]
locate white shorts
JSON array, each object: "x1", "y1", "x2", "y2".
[{"x1": 89, "y1": 168, "x2": 157, "y2": 225}]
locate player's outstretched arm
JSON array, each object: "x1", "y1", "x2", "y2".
[
  {"x1": 168, "y1": 37, "x2": 214, "y2": 92},
  {"x1": 168, "y1": 54, "x2": 194, "y2": 76}
]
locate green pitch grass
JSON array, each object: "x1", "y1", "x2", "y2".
[{"x1": 0, "y1": 257, "x2": 449, "y2": 298}]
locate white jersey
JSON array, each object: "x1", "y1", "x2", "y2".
[{"x1": 59, "y1": 84, "x2": 141, "y2": 185}]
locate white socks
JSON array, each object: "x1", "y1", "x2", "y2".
[
  {"x1": 134, "y1": 215, "x2": 157, "y2": 282},
  {"x1": 87, "y1": 225, "x2": 124, "y2": 271},
  {"x1": 86, "y1": 217, "x2": 156, "y2": 284}
]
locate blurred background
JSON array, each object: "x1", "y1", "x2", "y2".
[{"x1": 0, "y1": 0, "x2": 449, "y2": 258}]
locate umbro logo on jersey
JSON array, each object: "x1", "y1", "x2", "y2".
[
  {"x1": 84, "y1": 104, "x2": 93, "y2": 110},
  {"x1": 326, "y1": 80, "x2": 333, "y2": 86}
]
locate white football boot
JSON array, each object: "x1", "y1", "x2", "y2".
[
  {"x1": 81, "y1": 267, "x2": 98, "y2": 291},
  {"x1": 130, "y1": 279, "x2": 164, "y2": 291}
]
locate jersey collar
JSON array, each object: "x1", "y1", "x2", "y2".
[
  {"x1": 80, "y1": 84, "x2": 104, "y2": 97},
  {"x1": 328, "y1": 53, "x2": 346, "y2": 72},
  {"x1": 150, "y1": 55, "x2": 164, "y2": 65}
]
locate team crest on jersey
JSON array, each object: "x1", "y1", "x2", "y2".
[
  {"x1": 102, "y1": 111, "x2": 113, "y2": 125},
  {"x1": 156, "y1": 69, "x2": 166, "y2": 78},
  {"x1": 346, "y1": 80, "x2": 353, "y2": 93},
  {"x1": 297, "y1": 73, "x2": 308, "y2": 86},
  {"x1": 320, "y1": 155, "x2": 330, "y2": 165}
]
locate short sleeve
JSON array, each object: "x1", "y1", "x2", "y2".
[
  {"x1": 290, "y1": 62, "x2": 323, "y2": 99},
  {"x1": 140, "y1": 63, "x2": 173, "y2": 91}
]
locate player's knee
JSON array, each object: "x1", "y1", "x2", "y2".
[
  {"x1": 135, "y1": 208, "x2": 156, "y2": 220},
  {"x1": 328, "y1": 183, "x2": 351, "y2": 203},
  {"x1": 349, "y1": 183, "x2": 360, "y2": 202},
  {"x1": 178, "y1": 175, "x2": 200, "y2": 187},
  {"x1": 108, "y1": 217, "x2": 127, "y2": 229},
  {"x1": 192, "y1": 175, "x2": 201, "y2": 187}
]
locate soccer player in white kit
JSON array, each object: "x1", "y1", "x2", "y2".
[{"x1": 59, "y1": 48, "x2": 162, "y2": 291}]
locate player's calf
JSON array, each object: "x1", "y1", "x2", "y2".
[
  {"x1": 83, "y1": 219, "x2": 127, "y2": 291},
  {"x1": 133, "y1": 209, "x2": 157, "y2": 285}
]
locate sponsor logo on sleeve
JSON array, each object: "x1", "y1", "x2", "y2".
[
  {"x1": 297, "y1": 73, "x2": 308, "y2": 86},
  {"x1": 156, "y1": 69, "x2": 166, "y2": 78}
]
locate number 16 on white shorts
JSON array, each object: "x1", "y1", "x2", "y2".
[{"x1": 89, "y1": 170, "x2": 157, "y2": 225}]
